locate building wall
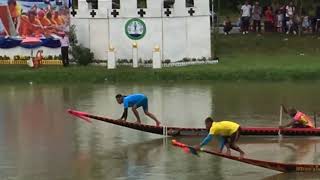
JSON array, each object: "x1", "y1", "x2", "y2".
[{"x1": 71, "y1": 0, "x2": 211, "y2": 62}]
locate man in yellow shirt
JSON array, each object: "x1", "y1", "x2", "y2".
[{"x1": 194, "y1": 117, "x2": 245, "y2": 158}]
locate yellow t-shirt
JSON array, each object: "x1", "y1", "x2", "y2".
[{"x1": 209, "y1": 121, "x2": 240, "y2": 136}]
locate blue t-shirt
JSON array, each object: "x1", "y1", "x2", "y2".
[{"x1": 123, "y1": 94, "x2": 146, "y2": 108}]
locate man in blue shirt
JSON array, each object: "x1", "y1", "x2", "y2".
[{"x1": 116, "y1": 94, "x2": 161, "y2": 126}]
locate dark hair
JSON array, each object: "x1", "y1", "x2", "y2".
[
  {"x1": 205, "y1": 117, "x2": 213, "y2": 124},
  {"x1": 7, "y1": 0, "x2": 16, "y2": 5},
  {"x1": 115, "y1": 94, "x2": 122, "y2": 99},
  {"x1": 288, "y1": 108, "x2": 297, "y2": 117}
]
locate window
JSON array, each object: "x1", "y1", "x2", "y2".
[
  {"x1": 163, "y1": 0, "x2": 175, "y2": 8},
  {"x1": 71, "y1": 0, "x2": 78, "y2": 9},
  {"x1": 112, "y1": 0, "x2": 120, "y2": 9},
  {"x1": 186, "y1": 0, "x2": 194, "y2": 7},
  {"x1": 86, "y1": 0, "x2": 98, "y2": 9},
  {"x1": 137, "y1": 0, "x2": 147, "y2": 8}
]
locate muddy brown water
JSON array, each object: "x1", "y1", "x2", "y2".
[{"x1": 0, "y1": 82, "x2": 319, "y2": 180}]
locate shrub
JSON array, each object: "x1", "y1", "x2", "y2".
[
  {"x1": 182, "y1": 57, "x2": 191, "y2": 62},
  {"x1": 71, "y1": 44, "x2": 94, "y2": 66},
  {"x1": 3, "y1": 55, "x2": 10, "y2": 60},
  {"x1": 163, "y1": 59, "x2": 171, "y2": 64},
  {"x1": 145, "y1": 59, "x2": 152, "y2": 64}
]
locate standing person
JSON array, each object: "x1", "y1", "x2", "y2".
[
  {"x1": 115, "y1": 94, "x2": 161, "y2": 126},
  {"x1": 240, "y1": 1, "x2": 252, "y2": 34},
  {"x1": 252, "y1": 1, "x2": 262, "y2": 33},
  {"x1": 194, "y1": 117, "x2": 245, "y2": 158},
  {"x1": 59, "y1": 31, "x2": 69, "y2": 67},
  {"x1": 264, "y1": 6, "x2": 274, "y2": 32},
  {"x1": 276, "y1": 9, "x2": 284, "y2": 32},
  {"x1": 279, "y1": 104, "x2": 314, "y2": 128},
  {"x1": 285, "y1": 1, "x2": 296, "y2": 32}
]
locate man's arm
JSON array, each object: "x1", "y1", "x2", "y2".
[
  {"x1": 279, "y1": 120, "x2": 294, "y2": 128},
  {"x1": 200, "y1": 134, "x2": 213, "y2": 147},
  {"x1": 119, "y1": 108, "x2": 128, "y2": 121},
  {"x1": 193, "y1": 134, "x2": 213, "y2": 151}
]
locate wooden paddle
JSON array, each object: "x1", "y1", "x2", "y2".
[
  {"x1": 278, "y1": 105, "x2": 283, "y2": 138},
  {"x1": 171, "y1": 139, "x2": 200, "y2": 156}
]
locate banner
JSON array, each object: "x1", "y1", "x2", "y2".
[{"x1": 0, "y1": 0, "x2": 70, "y2": 48}]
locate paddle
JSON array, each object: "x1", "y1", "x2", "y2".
[
  {"x1": 172, "y1": 139, "x2": 200, "y2": 157},
  {"x1": 67, "y1": 109, "x2": 92, "y2": 123},
  {"x1": 278, "y1": 105, "x2": 283, "y2": 138}
]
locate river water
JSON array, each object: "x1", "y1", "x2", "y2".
[{"x1": 0, "y1": 82, "x2": 320, "y2": 180}]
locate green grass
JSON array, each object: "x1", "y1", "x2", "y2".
[{"x1": 1, "y1": 34, "x2": 320, "y2": 83}]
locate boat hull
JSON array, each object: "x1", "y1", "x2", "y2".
[{"x1": 68, "y1": 109, "x2": 320, "y2": 136}]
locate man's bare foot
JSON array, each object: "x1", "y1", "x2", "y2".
[
  {"x1": 226, "y1": 150, "x2": 231, "y2": 156},
  {"x1": 134, "y1": 121, "x2": 141, "y2": 124},
  {"x1": 156, "y1": 121, "x2": 161, "y2": 127}
]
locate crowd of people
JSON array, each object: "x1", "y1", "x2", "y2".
[
  {"x1": 223, "y1": 1, "x2": 320, "y2": 35},
  {"x1": 3, "y1": 0, "x2": 69, "y2": 37}
]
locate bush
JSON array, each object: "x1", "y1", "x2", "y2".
[
  {"x1": 71, "y1": 44, "x2": 94, "y2": 66},
  {"x1": 163, "y1": 59, "x2": 171, "y2": 64}
]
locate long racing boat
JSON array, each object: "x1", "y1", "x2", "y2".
[{"x1": 68, "y1": 109, "x2": 320, "y2": 137}]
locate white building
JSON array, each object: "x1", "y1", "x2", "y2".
[{"x1": 71, "y1": 0, "x2": 211, "y2": 62}]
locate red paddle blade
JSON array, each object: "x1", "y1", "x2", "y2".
[
  {"x1": 67, "y1": 109, "x2": 92, "y2": 123},
  {"x1": 172, "y1": 139, "x2": 200, "y2": 157}
]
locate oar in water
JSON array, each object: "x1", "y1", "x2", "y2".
[
  {"x1": 67, "y1": 109, "x2": 92, "y2": 123},
  {"x1": 172, "y1": 139, "x2": 200, "y2": 156},
  {"x1": 278, "y1": 105, "x2": 283, "y2": 138}
]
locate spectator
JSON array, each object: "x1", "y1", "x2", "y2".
[
  {"x1": 252, "y1": 1, "x2": 262, "y2": 33},
  {"x1": 59, "y1": 31, "x2": 69, "y2": 67},
  {"x1": 264, "y1": 6, "x2": 274, "y2": 32},
  {"x1": 276, "y1": 9, "x2": 284, "y2": 32},
  {"x1": 302, "y1": 14, "x2": 310, "y2": 33},
  {"x1": 223, "y1": 16, "x2": 233, "y2": 35},
  {"x1": 285, "y1": 1, "x2": 296, "y2": 32},
  {"x1": 286, "y1": 16, "x2": 297, "y2": 35},
  {"x1": 240, "y1": 1, "x2": 251, "y2": 34},
  {"x1": 316, "y1": 6, "x2": 320, "y2": 33},
  {"x1": 33, "y1": 50, "x2": 43, "y2": 69}
]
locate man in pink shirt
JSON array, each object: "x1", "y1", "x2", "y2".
[{"x1": 279, "y1": 104, "x2": 314, "y2": 128}]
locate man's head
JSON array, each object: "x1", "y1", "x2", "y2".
[
  {"x1": 38, "y1": 10, "x2": 45, "y2": 19},
  {"x1": 255, "y1": 1, "x2": 259, "y2": 6},
  {"x1": 115, "y1": 94, "x2": 123, "y2": 104},
  {"x1": 288, "y1": 108, "x2": 297, "y2": 117},
  {"x1": 28, "y1": 10, "x2": 37, "y2": 22},
  {"x1": 289, "y1": 1, "x2": 293, "y2": 6},
  {"x1": 245, "y1": 1, "x2": 249, "y2": 5},
  {"x1": 205, "y1": 117, "x2": 214, "y2": 131},
  {"x1": 7, "y1": 0, "x2": 16, "y2": 7}
]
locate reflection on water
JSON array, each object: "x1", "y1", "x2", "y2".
[{"x1": 0, "y1": 82, "x2": 319, "y2": 180}]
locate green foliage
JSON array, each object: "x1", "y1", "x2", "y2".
[
  {"x1": 71, "y1": 44, "x2": 94, "y2": 66},
  {"x1": 69, "y1": 25, "x2": 94, "y2": 66},
  {"x1": 69, "y1": 25, "x2": 78, "y2": 47}
]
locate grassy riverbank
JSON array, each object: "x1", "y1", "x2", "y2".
[{"x1": 1, "y1": 34, "x2": 320, "y2": 83}]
